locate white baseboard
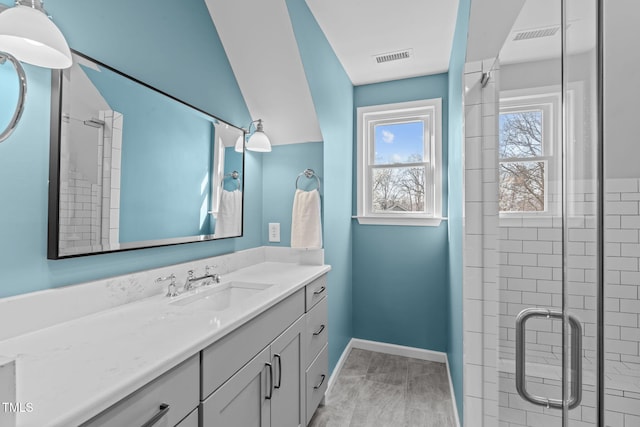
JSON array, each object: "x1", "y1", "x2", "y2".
[
  {"x1": 326, "y1": 338, "x2": 461, "y2": 427},
  {"x1": 350, "y1": 338, "x2": 448, "y2": 363},
  {"x1": 445, "y1": 357, "x2": 461, "y2": 427},
  {"x1": 326, "y1": 339, "x2": 354, "y2": 397}
]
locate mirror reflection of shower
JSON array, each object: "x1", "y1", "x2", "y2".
[{"x1": 58, "y1": 59, "x2": 123, "y2": 254}]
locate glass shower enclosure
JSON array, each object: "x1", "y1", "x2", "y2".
[{"x1": 460, "y1": 0, "x2": 639, "y2": 425}]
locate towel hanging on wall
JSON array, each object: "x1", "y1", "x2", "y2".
[
  {"x1": 215, "y1": 189, "x2": 242, "y2": 238},
  {"x1": 291, "y1": 188, "x2": 322, "y2": 249}
]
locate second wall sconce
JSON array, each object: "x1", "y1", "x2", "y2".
[{"x1": 235, "y1": 119, "x2": 272, "y2": 153}]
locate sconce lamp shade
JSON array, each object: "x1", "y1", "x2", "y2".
[
  {"x1": 247, "y1": 131, "x2": 271, "y2": 152},
  {"x1": 245, "y1": 119, "x2": 272, "y2": 152},
  {"x1": 234, "y1": 135, "x2": 244, "y2": 153},
  {"x1": 0, "y1": 5, "x2": 72, "y2": 69}
]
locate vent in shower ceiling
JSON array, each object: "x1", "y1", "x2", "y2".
[
  {"x1": 373, "y1": 49, "x2": 413, "y2": 64},
  {"x1": 513, "y1": 26, "x2": 560, "y2": 41}
]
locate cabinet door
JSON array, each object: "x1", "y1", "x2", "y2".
[
  {"x1": 201, "y1": 346, "x2": 271, "y2": 427},
  {"x1": 270, "y1": 316, "x2": 305, "y2": 427}
]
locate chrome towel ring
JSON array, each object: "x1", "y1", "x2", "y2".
[
  {"x1": 295, "y1": 168, "x2": 321, "y2": 191},
  {"x1": 0, "y1": 52, "x2": 27, "y2": 143},
  {"x1": 224, "y1": 170, "x2": 242, "y2": 190}
]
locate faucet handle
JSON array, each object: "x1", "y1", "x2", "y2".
[
  {"x1": 206, "y1": 265, "x2": 221, "y2": 283},
  {"x1": 156, "y1": 274, "x2": 178, "y2": 297}
]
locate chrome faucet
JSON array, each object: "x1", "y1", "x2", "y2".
[
  {"x1": 183, "y1": 266, "x2": 221, "y2": 292},
  {"x1": 156, "y1": 274, "x2": 178, "y2": 297}
]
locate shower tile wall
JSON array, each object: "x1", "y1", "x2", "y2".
[
  {"x1": 58, "y1": 110, "x2": 122, "y2": 254},
  {"x1": 463, "y1": 59, "x2": 500, "y2": 427},
  {"x1": 496, "y1": 178, "x2": 640, "y2": 426},
  {"x1": 98, "y1": 110, "x2": 122, "y2": 249}
]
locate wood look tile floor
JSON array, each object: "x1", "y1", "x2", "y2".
[{"x1": 309, "y1": 349, "x2": 456, "y2": 427}]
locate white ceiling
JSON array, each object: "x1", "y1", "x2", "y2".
[
  {"x1": 466, "y1": 0, "x2": 526, "y2": 63},
  {"x1": 467, "y1": 0, "x2": 596, "y2": 66},
  {"x1": 205, "y1": 0, "x2": 322, "y2": 146},
  {"x1": 499, "y1": 0, "x2": 596, "y2": 65},
  {"x1": 205, "y1": 0, "x2": 462, "y2": 146},
  {"x1": 306, "y1": 0, "x2": 460, "y2": 85}
]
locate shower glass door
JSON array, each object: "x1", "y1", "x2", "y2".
[
  {"x1": 562, "y1": 0, "x2": 599, "y2": 425},
  {"x1": 495, "y1": 0, "x2": 600, "y2": 425}
]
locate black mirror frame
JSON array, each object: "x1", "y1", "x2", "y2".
[{"x1": 47, "y1": 50, "x2": 246, "y2": 259}]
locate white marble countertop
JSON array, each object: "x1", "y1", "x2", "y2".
[{"x1": 0, "y1": 260, "x2": 330, "y2": 427}]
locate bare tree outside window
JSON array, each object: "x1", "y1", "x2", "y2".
[
  {"x1": 372, "y1": 164, "x2": 425, "y2": 212},
  {"x1": 499, "y1": 110, "x2": 545, "y2": 212},
  {"x1": 371, "y1": 121, "x2": 427, "y2": 213}
]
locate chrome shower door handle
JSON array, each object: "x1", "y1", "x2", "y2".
[
  {"x1": 567, "y1": 313, "x2": 582, "y2": 409},
  {"x1": 515, "y1": 308, "x2": 583, "y2": 410}
]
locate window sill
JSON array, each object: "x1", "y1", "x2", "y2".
[{"x1": 352, "y1": 216, "x2": 446, "y2": 227}]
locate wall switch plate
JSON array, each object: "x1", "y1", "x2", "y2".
[{"x1": 268, "y1": 223, "x2": 280, "y2": 242}]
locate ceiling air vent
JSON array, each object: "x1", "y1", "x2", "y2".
[
  {"x1": 513, "y1": 26, "x2": 560, "y2": 41},
  {"x1": 373, "y1": 49, "x2": 413, "y2": 64}
]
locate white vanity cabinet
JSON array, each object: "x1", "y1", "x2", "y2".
[
  {"x1": 201, "y1": 317, "x2": 306, "y2": 427},
  {"x1": 270, "y1": 315, "x2": 306, "y2": 427},
  {"x1": 201, "y1": 274, "x2": 328, "y2": 427},
  {"x1": 200, "y1": 289, "x2": 306, "y2": 427},
  {"x1": 80, "y1": 355, "x2": 199, "y2": 427},
  {"x1": 78, "y1": 273, "x2": 328, "y2": 427},
  {"x1": 304, "y1": 276, "x2": 329, "y2": 425}
]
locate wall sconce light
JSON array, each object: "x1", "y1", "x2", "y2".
[
  {"x1": 0, "y1": 0, "x2": 72, "y2": 143},
  {"x1": 234, "y1": 119, "x2": 272, "y2": 153}
]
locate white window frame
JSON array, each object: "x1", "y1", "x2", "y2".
[
  {"x1": 499, "y1": 89, "x2": 561, "y2": 218},
  {"x1": 355, "y1": 99, "x2": 442, "y2": 226}
]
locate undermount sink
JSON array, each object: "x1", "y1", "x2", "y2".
[{"x1": 170, "y1": 281, "x2": 274, "y2": 311}]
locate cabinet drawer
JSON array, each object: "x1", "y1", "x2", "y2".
[
  {"x1": 305, "y1": 297, "x2": 327, "y2": 367},
  {"x1": 201, "y1": 289, "x2": 305, "y2": 399},
  {"x1": 305, "y1": 275, "x2": 327, "y2": 311},
  {"x1": 81, "y1": 355, "x2": 199, "y2": 427},
  {"x1": 305, "y1": 344, "x2": 328, "y2": 425}
]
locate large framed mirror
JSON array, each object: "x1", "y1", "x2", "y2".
[{"x1": 48, "y1": 51, "x2": 245, "y2": 259}]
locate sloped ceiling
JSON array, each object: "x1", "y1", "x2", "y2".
[
  {"x1": 205, "y1": 0, "x2": 322, "y2": 146},
  {"x1": 206, "y1": 0, "x2": 461, "y2": 145}
]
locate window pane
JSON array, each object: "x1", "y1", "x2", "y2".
[
  {"x1": 372, "y1": 166, "x2": 426, "y2": 213},
  {"x1": 499, "y1": 161, "x2": 545, "y2": 212},
  {"x1": 373, "y1": 121, "x2": 424, "y2": 165},
  {"x1": 499, "y1": 111, "x2": 543, "y2": 159}
]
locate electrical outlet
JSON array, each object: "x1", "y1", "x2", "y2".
[{"x1": 268, "y1": 223, "x2": 280, "y2": 243}]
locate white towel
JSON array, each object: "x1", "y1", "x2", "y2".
[
  {"x1": 291, "y1": 189, "x2": 322, "y2": 249},
  {"x1": 215, "y1": 190, "x2": 242, "y2": 238}
]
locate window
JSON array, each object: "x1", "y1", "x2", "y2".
[
  {"x1": 499, "y1": 92, "x2": 559, "y2": 215},
  {"x1": 356, "y1": 99, "x2": 442, "y2": 226}
]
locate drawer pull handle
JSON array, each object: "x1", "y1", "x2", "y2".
[
  {"x1": 265, "y1": 362, "x2": 274, "y2": 400},
  {"x1": 274, "y1": 354, "x2": 282, "y2": 389},
  {"x1": 140, "y1": 403, "x2": 170, "y2": 427},
  {"x1": 313, "y1": 324, "x2": 326, "y2": 336},
  {"x1": 313, "y1": 374, "x2": 326, "y2": 390},
  {"x1": 313, "y1": 286, "x2": 326, "y2": 295}
]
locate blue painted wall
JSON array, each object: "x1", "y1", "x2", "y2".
[
  {"x1": 0, "y1": 0, "x2": 261, "y2": 298},
  {"x1": 286, "y1": 0, "x2": 354, "y2": 373},
  {"x1": 447, "y1": 0, "x2": 471, "y2": 420},
  {"x1": 352, "y1": 74, "x2": 451, "y2": 352},
  {"x1": 83, "y1": 64, "x2": 215, "y2": 242},
  {"x1": 262, "y1": 142, "x2": 323, "y2": 247}
]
